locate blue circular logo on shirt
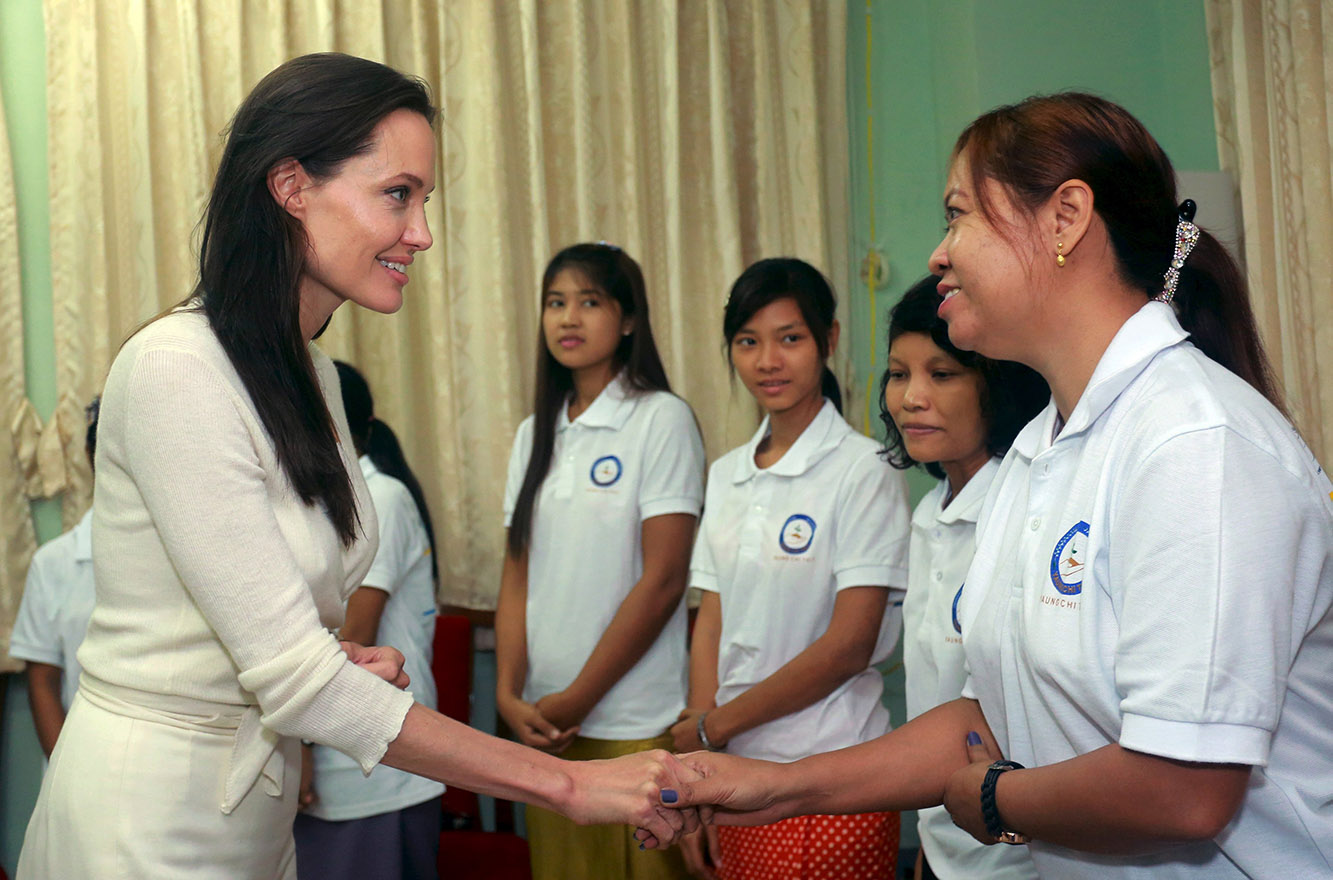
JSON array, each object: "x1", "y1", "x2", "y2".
[
  {"x1": 1050, "y1": 521, "x2": 1090, "y2": 595},
  {"x1": 590, "y1": 455, "x2": 622, "y2": 487},
  {"x1": 778, "y1": 514, "x2": 816, "y2": 554},
  {"x1": 951, "y1": 583, "x2": 965, "y2": 634}
]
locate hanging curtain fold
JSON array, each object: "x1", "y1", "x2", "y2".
[
  {"x1": 1, "y1": 85, "x2": 39, "y2": 672},
  {"x1": 1205, "y1": 0, "x2": 1332, "y2": 467}
]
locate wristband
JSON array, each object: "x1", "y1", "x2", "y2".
[
  {"x1": 697, "y1": 712, "x2": 722, "y2": 751},
  {"x1": 980, "y1": 760, "x2": 1029, "y2": 845}
]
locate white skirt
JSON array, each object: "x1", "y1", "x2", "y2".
[{"x1": 18, "y1": 681, "x2": 300, "y2": 880}]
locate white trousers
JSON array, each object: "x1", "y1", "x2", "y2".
[{"x1": 17, "y1": 679, "x2": 300, "y2": 880}]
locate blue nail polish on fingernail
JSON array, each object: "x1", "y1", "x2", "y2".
[
  {"x1": 967, "y1": 731, "x2": 982, "y2": 746},
  {"x1": 661, "y1": 789, "x2": 679, "y2": 804},
  {"x1": 638, "y1": 843, "x2": 646, "y2": 851}
]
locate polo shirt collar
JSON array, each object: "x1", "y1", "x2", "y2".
[
  {"x1": 732, "y1": 398, "x2": 845, "y2": 483},
  {"x1": 359, "y1": 454, "x2": 378, "y2": 481},
  {"x1": 935, "y1": 456, "x2": 999, "y2": 526},
  {"x1": 558, "y1": 371, "x2": 635, "y2": 433},
  {"x1": 73, "y1": 508, "x2": 93, "y2": 562},
  {"x1": 1011, "y1": 300, "x2": 1187, "y2": 459},
  {"x1": 1065, "y1": 301, "x2": 1187, "y2": 437}
]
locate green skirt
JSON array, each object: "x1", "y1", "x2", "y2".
[{"x1": 526, "y1": 733, "x2": 691, "y2": 880}]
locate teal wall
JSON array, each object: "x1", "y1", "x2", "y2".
[
  {"x1": 846, "y1": 1, "x2": 1219, "y2": 439},
  {"x1": 1, "y1": 1, "x2": 60, "y2": 874},
  {"x1": 846, "y1": 0, "x2": 1219, "y2": 854},
  {"x1": 0, "y1": 0, "x2": 1221, "y2": 872}
]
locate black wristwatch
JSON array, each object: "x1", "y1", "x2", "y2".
[{"x1": 980, "y1": 760, "x2": 1030, "y2": 844}]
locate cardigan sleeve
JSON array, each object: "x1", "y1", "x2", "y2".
[{"x1": 122, "y1": 346, "x2": 412, "y2": 772}]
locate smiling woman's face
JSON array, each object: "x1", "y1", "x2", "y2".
[
  {"x1": 729, "y1": 296, "x2": 828, "y2": 416},
  {"x1": 297, "y1": 108, "x2": 437, "y2": 319},
  {"x1": 927, "y1": 151, "x2": 1049, "y2": 363}
]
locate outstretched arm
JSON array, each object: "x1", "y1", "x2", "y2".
[
  {"x1": 382, "y1": 702, "x2": 701, "y2": 843},
  {"x1": 668, "y1": 697, "x2": 994, "y2": 826},
  {"x1": 660, "y1": 696, "x2": 1250, "y2": 855}
]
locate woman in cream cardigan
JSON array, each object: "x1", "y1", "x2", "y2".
[{"x1": 18, "y1": 53, "x2": 696, "y2": 880}]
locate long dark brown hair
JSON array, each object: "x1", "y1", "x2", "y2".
[
  {"x1": 193, "y1": 53, "x2": 436, "y2": 545},
  {"x1": 334, "y1": 361, "x2": 438, "y2": 583},
  {"x1": 953, "y1": 92, "x2": 1284, "y2": 412},
  {"x1": 506, "y1": 243, "x2": 671, "y2": 558}
]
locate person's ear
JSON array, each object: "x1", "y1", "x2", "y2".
[
  {"x1": 1047, "y1": 178, "x2": 1094, "y2": 262},
  {"x1": 826, "y1": 318, "x2": 841, "y2": 354},
  {"x1": 267, "y1": 158, "x2": 313, "y2": 219}
]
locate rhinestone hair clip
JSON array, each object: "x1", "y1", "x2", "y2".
[{"x1": 1155, "y1": 199, "x2": 1200, "y2": 305}]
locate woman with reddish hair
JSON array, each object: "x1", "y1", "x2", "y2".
[{"x1": 655, "y1": 93, "x2": 1333, "y2": 880}]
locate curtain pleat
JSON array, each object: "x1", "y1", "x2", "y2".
[
  {"x1": 1206, "y1": 0, "x2": 1332, "y2": 468},
  {"x1": 1, "y1": 86, "x2": 38, "y2": 672},
  {"x1": 42, "y1": 0, "x2": 850, "y2": 609}
]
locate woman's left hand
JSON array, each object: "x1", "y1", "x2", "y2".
[
  {"x1": 339, "y1": 640, "x2": 410, "y2": 689},
  {"x1": 670, "y1": 708, "x2": 706, "y2": 752},
  {"x1": 563, "y1": 750, "x2": 703, "y2": 848},
  {"x1": 942, "y1": 731, "x2": 1005, "y2": 844}
]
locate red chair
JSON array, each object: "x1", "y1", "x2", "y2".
[{"x1": 431, "y1": 614, "x2": 531, "y2": 880}]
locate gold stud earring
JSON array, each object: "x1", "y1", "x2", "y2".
[{"x1": 1056, "y1": 241, "x2": 1066, "y2": 268}]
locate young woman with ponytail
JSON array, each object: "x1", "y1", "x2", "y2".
[
  {"x1": 670, "y1": 258, "x2": 911, "y2": 879},
  {"x1": 656, "y1": 94, "x2": 1333, "y2": 880},
  {"x1": 293, "y1": 361, "x2": 445, "y2": 880}
]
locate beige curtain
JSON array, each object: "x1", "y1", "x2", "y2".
[
  {"x1": 1205, "y1": 0, "x2": 1332, "y2": 468},
  {"x1": 1, "y1": 87, "x2": 39, "y2": 672},
  {"x1": 43, "y1": 0, "x2": 849, "y2": 610}
]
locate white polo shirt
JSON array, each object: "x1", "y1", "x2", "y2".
[
  {"x1": 10, "y1": 510, "x2": 96, "y2": 710},
  {"x1": 691, "y1": 399, "x2": 910, "y2": 763},
  {"x1": 306, "y1": 457, "x2": 445, "y2": 821},
  {"x1": 959, "y1": 301, "x2": 1333, "y2": 879},
  {"x1": 903, "y1": 459, "x2": 1037, "y2": 880},
  {"x1": 504, "y1": 374, "x2": 705, "y2": 740}
]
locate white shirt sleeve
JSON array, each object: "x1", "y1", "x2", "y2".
[
  {"x1": 502, "y1": 417, "x2": 534, "y2": 528},
  {"x1": 638, "y1": 396, "x2": 705, "y2": 521},
  {"x1": 831, "y1": 450, "x2": 911, "y2": 591},
  {"x1": 122, "y1": 348, "x2": 411, "y2": 768},
  {"x1": 1112, "y1": 426, "x2": 1317, "y2": 766},
  {"x1": 360, "y1": 479, "x2": 415, "y2": 595},
  {"x1": 9, "y1": 553, "x2": 63, "y2": 666}
]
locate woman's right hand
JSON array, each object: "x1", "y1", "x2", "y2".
[
  {"x1": 563, "y1": 749, "x2": 703, "y2": 847},
  {"x1": 497, "y1": 693, "x2": 579, "y2": 753},
  {"x1": 680, "y1": 824, "x2": 722, "y2": 879}
]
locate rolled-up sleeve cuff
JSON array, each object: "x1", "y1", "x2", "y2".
[
  {"x1": 640, "y1": 495, "x2": 702, "y2": 520},
  {"x1": 834, "y1": 564, "x2": 899, "y2": 591},
  {"x1": 1119, "y1": 713, "x2": 1270, "y2": 766}
]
